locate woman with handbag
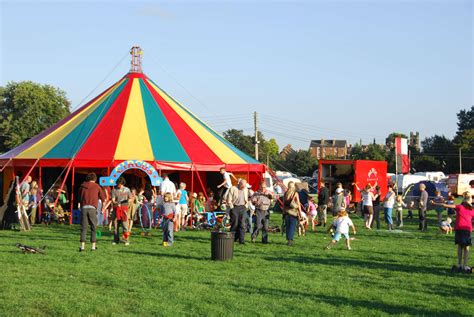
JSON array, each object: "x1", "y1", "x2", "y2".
[{"x1": 283, "y1": 182, "x2": 301, "y2": 246}]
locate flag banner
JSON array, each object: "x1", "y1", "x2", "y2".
[{"x1": 395, "y1": 137, "x2": 410, "y2": 174}]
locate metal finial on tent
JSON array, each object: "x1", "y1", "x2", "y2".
[{"x1": 130, "y1": 46, "x2": 143, "y2": 73}]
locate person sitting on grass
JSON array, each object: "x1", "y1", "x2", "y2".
[
  {"x1": 325, "y1": 208, "x2": 356, "y2": 250},
  {"x1": 439, "y1": 217, "x2": 453, "y2": 235},
  {"x1": 160, "y1": 192, "x2": 176, "y2": 247},
  {"x1": 433, "y1": 192, "x2": 474, "y2": 274}
]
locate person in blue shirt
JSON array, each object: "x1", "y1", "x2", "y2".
[{"x1": 176, "y1": 182, "x2": 189, "y2": 229}]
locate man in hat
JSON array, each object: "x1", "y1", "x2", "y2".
[{"x1": 251, "y1": 181, "x2": 274, "y2": 243}]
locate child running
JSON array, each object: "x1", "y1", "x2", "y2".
[{"x1": 325, "y1": 208, "x2": 356, "y2": 250}]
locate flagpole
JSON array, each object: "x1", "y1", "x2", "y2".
[{"x1": 395, "y1": 142, "x2": 398, "y2": 192}]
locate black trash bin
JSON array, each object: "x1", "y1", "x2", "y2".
[{"x1": 211, "y1": 231, "x2": 234, "y2": 261}]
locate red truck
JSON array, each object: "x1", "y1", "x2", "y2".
[{"x1": 318, "y1": 159, "x2": 388, "y2": 202}]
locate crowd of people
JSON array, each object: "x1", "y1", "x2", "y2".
[{"x1": 15, "y1": 168, "x2": 474, "y2": 273}]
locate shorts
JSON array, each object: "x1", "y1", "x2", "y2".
[
  {"x1": 179, "y1": 204, "x2": 188, "y2": 217},
  {"x1": 363, "y1": 205, "x2": 373, "y2": 215},
  {"x1": 455, "y1": 230, "x2": 472, "y2": 247},
  {"x1": 333, "y1": 232, "x2": 350, "y2": 241}
]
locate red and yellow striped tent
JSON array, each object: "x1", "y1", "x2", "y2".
[{"x1": 0, "y1": 51, "x2": 265, "y2": 204}]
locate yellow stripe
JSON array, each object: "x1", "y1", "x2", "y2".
[
  {"x1": 114, "y1": 79, "x2": 154, "y2": 161},
  {"x1": 17, "y1": 80, "x2": 124, "y2": 159},
  {"x1": 147, "y1": 80, "x2": 246, "y2": 164}
]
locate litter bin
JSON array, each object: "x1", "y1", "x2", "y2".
[{"x1": 211, "y1": 231, "x2": 234, "y2": 261}]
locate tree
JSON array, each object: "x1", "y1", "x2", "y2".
[
  {"x1": 455, "y1": 106, "x2": 474, "y2": 138},
  {"x1": 411, "y1": 155, "x2": 441, "y2": 172},
  {"x1": 453, "y1": 107, "x2": 474, "y2": 173},
  {"x1": 421, "y1": 135, "x2": 457, "y2": 173},
  {"x1": 283, "y1": 150, "x2": 318, "y2": 176},
  {"x1": 223, "y1": 129, "x2": 254, "y2": 155},
  {"x1": 351, "y1": 144, "x2": 387, "y2": 161},
  {"x1": 0, "y1": 81, "x2": 70, "y2": 153},
  {"x1": 260, "y1": 137, "x2": 279, "y2": 165},
  {"x1": 385, "y1": 132, "x2": 408, "y2": 147}
]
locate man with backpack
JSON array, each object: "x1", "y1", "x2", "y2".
[{"x1": 251, "y1": 181, "x2": 274, "y2": 244}]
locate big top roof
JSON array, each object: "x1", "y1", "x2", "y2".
[{"x1": 0, "y1": 48, "x2": 263, "y2": 172}]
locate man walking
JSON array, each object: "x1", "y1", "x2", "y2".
[
  {"x1": 78, "y1": 173, "x2": 106, "y2": 252},
  {"x1": 111, "y1": 177, "x2": 133, "y2": 245},
  {"x1": 418, "y1": 183, "x2": 429, "y2": 231},
  {"x1": 318, "y1": 182, "x2": 329, "y2": 227},
  {"x1": 227, "y1": 179, "x2": 249, "y2": 244},
  {"x1": 251, "y1": 181, "x2": 274, "y2": 243}
]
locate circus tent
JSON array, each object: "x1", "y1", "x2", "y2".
[{"x1": 0, "y1": 47, "x2": 265, "y2": 213}]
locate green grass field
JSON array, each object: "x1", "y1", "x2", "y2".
[{"x1": 1, "y1": 212, "x2": 473, "y2": 316}]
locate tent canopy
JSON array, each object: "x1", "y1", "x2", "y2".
[{"x1": 0, "y1": 72, "x2": 264, "y2": 172}]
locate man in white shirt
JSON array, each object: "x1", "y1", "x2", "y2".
[
  {"x1": 217, "y1": 167, "x2": 237, "y2": 206},
  {"x1": 160, "y1": 174, "x2": 176, "y2": 198}
]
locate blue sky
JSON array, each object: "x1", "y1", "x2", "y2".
[{"x1": 1, "y1": 0, "x2": 472, "y2": 150}]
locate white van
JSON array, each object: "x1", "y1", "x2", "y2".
[
  {"x1": 414, "y1": 172, "x2": 446, "y2": 183},
  {"x1": 390, "y1": 174, "x2": 428, "y2": 194}
]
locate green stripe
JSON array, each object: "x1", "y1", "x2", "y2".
[
  {"x1": 44, "y1": 80, "x2": 128, "y2": 158},
  {"x1": 149, "y1": 79, "x2": 260, "y2": 164},
  {"x1": 139, "y1": 80, "x2": 191, "y2": 162}
]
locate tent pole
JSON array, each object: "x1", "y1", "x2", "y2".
[
  {"x1": 195, "y1": 169, "x2": 208, "y2": 201},
  {"x1": 190, "y1": 165, "x2": 194, "y2": 228},
  {"x1": 20, "y1": 159, "x2": 40, "y2": 186},
  {"x1": 69, "y1": 167, "x2": 75, "y2": 224},
  {"x1": 38, "y1": 166, "x2": 42, "y2": 223},
  {"x1": 0, "y1": 158, "x2": 12, "y2": 173},
  {"x1": 52, "y1": 160, "x2": 73, "y2": 215}
]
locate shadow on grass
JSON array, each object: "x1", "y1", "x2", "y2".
[
  {"x1": 119, "y1": 250, "x2": 208, "y2": 261},
  {"x1": 226, "y1": 284, "x2": 465, "y2": 316},
  {"x1": 263, "y1": 254, "x2": 449, "y2": 276}
]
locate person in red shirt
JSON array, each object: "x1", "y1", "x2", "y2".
[
  {"x1": 78, "y1": 173, "x2": 107, "y2": 252},
  {"x1": 435, "y1": 192, "x2": 474, "y2": 273}
]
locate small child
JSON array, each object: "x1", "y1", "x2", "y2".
[
  {"x1": 431, "y1": 190, "x2": 445, "y2": 225},
  {"x1": 325, "y1": 209, "x2": 356, "y2": 250},
  {"x1": 439, "y1": 217, "x2": 453, "y2": 234},
  {"x1": 394, "y1": 195, "x2": 407, "y2": 228},
  {"x1": 446, "y1": 192, "x2": 455, "y2": 218},
  {"x1": 298, "y1": 209, "x2": 308, "y2": 237},
  {"x1": 160, "y1": 193, "x2": 176, "y2": 247},
  {"x1": 306, "y1": 196, "x2": 318, "y2": 231}
]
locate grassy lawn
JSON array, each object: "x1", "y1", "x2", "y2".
[{"x1": 0, "y1": 212, "x2": 473, "y2": 316}]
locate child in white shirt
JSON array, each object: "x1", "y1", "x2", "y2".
[
  {"x1": 325, "y1": 209, "x2": 356, "y2": 250},
  {"x1": 439, "y1": 217, "x2": 453, "y2": 235}
]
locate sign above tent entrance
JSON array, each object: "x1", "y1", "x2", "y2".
[{"x1": 100, "y1": 160, "x2": 163, "y2": 186}]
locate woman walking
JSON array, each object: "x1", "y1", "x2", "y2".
[
  {"x1": 354, "y1": 182, "x2": 375, "y2": 229},
  {"x1": 383, "y1": 185, "x2": 396, "y2": 230},
  {"x1": 283, "y1": 181, "x2": 301, "y2": 246}
]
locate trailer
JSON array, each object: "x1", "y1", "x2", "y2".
[
  {"x1": 447, "y1": 174, "x2": 474, "y2": 197},
  {"x1": 318, "y1": 159, "x2": 388, "y2": 202}
]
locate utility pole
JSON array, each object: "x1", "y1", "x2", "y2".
[
  {"x1": 459, "y1": 148, "x2": 462, "y2": 174},
  {"x1": 254, "y1": 111, "x2": 259, "y2": 160}
]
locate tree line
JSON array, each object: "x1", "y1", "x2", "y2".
[{"x1": 0, "y1": 81, "x2": 472, "y2": 176}]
